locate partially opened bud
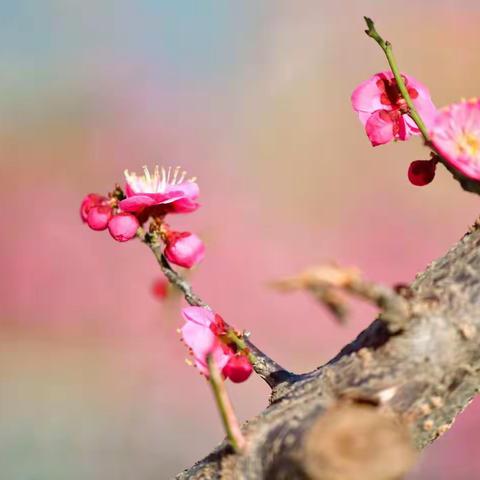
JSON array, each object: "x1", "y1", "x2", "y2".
[
  {"x1": 108, "y1": 213, "x2": 139, "y2": 242},
  {"x1": 80, "y1": 193, "x2": 106, "y2": 222},
  {"x1": 164, "y1": 232, "x2": 205, "y2": 268},
  {"x1": 408, "y1": 159, "x2": 437, "y2": 186},
  {"x1": 87, "y1": 205, "x2": 112, "y2": 231},
  {"x1": 222, "y1": 355, "x2": 253, "y2": 383}
]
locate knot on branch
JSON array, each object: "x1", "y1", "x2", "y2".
[{"x1": 301, "y1": 403, "x2": 417, "y2": 480}]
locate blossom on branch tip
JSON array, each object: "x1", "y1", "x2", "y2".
[
  {"x1": 351, "y1": 71, "x2": 436, "y2": 146},
  {"x1": 164, "y1": 232, "x2": 205, "y2": 269},
  {"x1": 430, "y1": 99, "x2": 480, "y2": 180},
  {"x1": 181, "y1": 307, "x2": 231, "y2": 376},
  {"x1": 119, "y1": 165, "x2": 199, "y2": 218},
  {"x1": 108, "y1": 213, "x2": 140, "y2": 242}
]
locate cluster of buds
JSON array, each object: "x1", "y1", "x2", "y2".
[
  {"x1": 80, "y1": 191, "x2": 140, "y2": 241},
  {"x1": 181, "y1": 306, "x2": 253, "y2": 383},
  {"x1": 351, "y1": 71, "x2": 480, "y2": 187},
  {"x1": 80, "y1": 166, "x2": 205, "y2": 269}
]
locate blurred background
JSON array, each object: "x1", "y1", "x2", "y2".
[{"x1": 2, "y1": 1, "x2": 480, "y2": 478}]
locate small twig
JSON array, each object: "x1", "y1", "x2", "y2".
[
  {"x1": 363, "y1": 17, "x2": 480, "y2": 196},
  {"x1": 137, "y1": 227, "x2": 292, "y2": 387},
  {"x1": 363, "y1": 17, "x2": 430, "y2": 143},
  {"x1": 207, "y1": 355, "x2": 246, "y2": 453},
  {"x1": 274, "y1": 265, "x2": 411, "y2": 332},
  {"x1": 157, "y1": 246, "x2": 206, "y2": 307}
]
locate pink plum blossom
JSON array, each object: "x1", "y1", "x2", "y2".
[
  {"x1": 181, "y1": 306, "x2": 232, "y2": 376},
  {"x1": 351, "y1": 71, "x2": 436, "y2": 146},
  {"x1": 430, "y1": 99, "x2": 480, "y2": 180},
  {"x1": 107, "y1": 213, "x2": 140, "y2": 242},
  {"x1": 164, "y1": 232, "x2": 205, "y2": 269},
  {"x1": 119, "y1": 166, "x2": 199, "y2": 219},
  {"x1": 87, "y1": 205, "x2": 112, "y2": 231}
]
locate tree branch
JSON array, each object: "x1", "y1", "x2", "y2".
[
  {"x1": 138, "y1": 229, "x2": 294, "y2": 389},
  {"x1": 175, "y1": 222, "x2": 480, "y2": 479}
]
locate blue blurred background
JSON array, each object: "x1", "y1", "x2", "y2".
[{"x1": 2, "y1": 1, "x2": 480, "y2": 478}]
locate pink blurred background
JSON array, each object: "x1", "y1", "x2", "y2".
[{"x1": 2, "y1": 1, "x2": 480, "y2": 478}]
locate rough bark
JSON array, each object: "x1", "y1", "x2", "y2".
[{"x1": 175, "y1": 220, "x2": 480, "y2": 479}]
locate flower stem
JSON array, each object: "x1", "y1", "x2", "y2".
[
  {"x1": 207, "y1": 355, "x2": 246, "y2": 453},
  {"x1": 363, "y1": 17, "x2": 430, "y2": 143},
  {"x1": 224, "y1": 330, "x2": 257, "y2": 365}
]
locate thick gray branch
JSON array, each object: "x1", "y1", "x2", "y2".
[{"x1": 176, "y1": 223, "x2": 480, "y2": 479}]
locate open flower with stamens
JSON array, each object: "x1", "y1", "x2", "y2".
[
  {"x1": 119, "y1": 165, "x2": 199, "y2": 218},
  {"x1": 351, "y1": 71, "x2": 436, "y2": 146},
  {"x1": 430, "y1": 99, "x2": 480, "y2": 180}
]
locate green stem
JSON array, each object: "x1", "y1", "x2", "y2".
[
  {"x1": 364, "y1": 17, "x2": 430, "y2": 143},
  {"x1": 207, "y1": 355, "x2": 246, "y2": 453},
  {"x1": 224, "y1": 330, "x2": 257, "y2": 365}
]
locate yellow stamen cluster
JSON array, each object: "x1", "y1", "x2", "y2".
[{"x1": 456, "y1": 132, "x2": 480, "y2": 158}]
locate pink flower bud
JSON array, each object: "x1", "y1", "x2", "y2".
[
  {"x1": 164, "y1": 232, "x2": 205, "y2": 268},
  {"x1": 408, "y1": 159, "x2": 436, "y2": 186},
  {"x1": 87, "y1": 205, "x2": 112, "y2": 231},
  {"x1": 107, "y1": 213, "x2": 139, "y2": 242},
  {"x1": 80, "y1": 193, "x2": 106, "y2": 222},
  {"x1": 222, "y1": 355, "x2": 253, "y2": 383}
]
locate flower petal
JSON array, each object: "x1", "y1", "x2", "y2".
[
  {"x1": 119, "y1": 195, "x2": 157, "y2": 212},
  {"x1": 181, "y1": 306, "x2": 215, "y2": 327},
  {"x1": 430, "y1": 100, "x2": 480, "y2": 180},
  {"x1": 406, "y1": 75, "x2": 438, "y2": 129},
  {"x1": 181, "y1": 319, "x2": 217, "y2": 359},
  {"x1": 166, "y1": 181, "x2": 199, "y2": 200},
  {"x1": 365, "y1": 110, "x2": 395, "y2": 146},
  {"x1": 351, "y1": 73, "x2": 386, "y2": 114},
  {"x1": 194, "y1": 344, "x2": 232, "y2": 376}
]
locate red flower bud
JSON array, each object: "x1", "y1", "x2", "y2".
[
  {"x1": 408, "y1": 159, "x2": 436, "y2": 186},
  {"x1": 222, "y1": 355, "x2": 253, "y2": 383}
]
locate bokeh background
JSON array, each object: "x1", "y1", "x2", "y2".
[{"x1": 2, "y1": 1, "x2": 480, "y2": 478}]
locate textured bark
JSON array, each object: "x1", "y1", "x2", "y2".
[{"x1": 175, "y1": 221, "x2": 480, "y2": 479}]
